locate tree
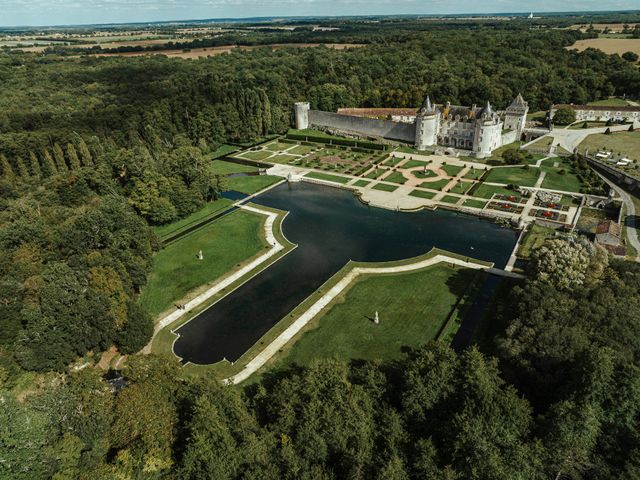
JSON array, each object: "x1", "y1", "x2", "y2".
[
  {"x1": 66, "y1": 143, "x2": 81, "y2": 170},
  {"x1": 42, "y1": 149, "x2": 58, "y2": 176},
  {"x1": 77, "y1": 138, "x2": 93, "y2": 166},
  {"x1": 622, "y1": 51, "x2": 639, "y2": 62},
  {"x1": 116, "y1": 302, "x2": 153, "y2": 354},
  {"x1": 53, "y1": 143, "x2": 68, "y2": 172},
  {"x1": 28, "y1": 151, "x2": 42, "y2": 178},
  {"x1": 0, "y1": 154, "x2": 15, "y2": 181},
  {"x1": 552, "y1": 108, "x2": 576, "y2": 126}
]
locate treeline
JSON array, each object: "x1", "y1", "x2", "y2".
[
  {"x1": 2, "y1": 236, "x2": 640, "y2": 479},
  {"x1": 3, "y1": 27, "x2": 640, "y2": 163},
  {"x1": 0, "y1": 132, "x2": 231, "y2": 372}
]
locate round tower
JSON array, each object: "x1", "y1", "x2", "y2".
[
  {"x1": 294, "y1": 102, "x2": 310, "y2": 130},
  {"x1": 415, "y1": 96, "x2": 439, "y2": 150},
  {"x1": 473, "y1": 101, "x2": 503, "y2": 158}
]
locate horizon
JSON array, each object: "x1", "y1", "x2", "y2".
[{"x1": 0, "y1": 1, "x2": 639, "y2": 29}]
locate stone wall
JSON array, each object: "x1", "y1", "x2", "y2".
[
  {"x1": 308, "y1": 110, "x2": 416, "y2": 143},
  {"x1": 501, "y1": 130, "x2": 518, "y2": 146}
]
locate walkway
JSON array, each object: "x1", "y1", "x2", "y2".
[
  {"x1": 225, "y1": 254, "x2": 492, "y2": 384},
  {"x1": 595, "y1": 172, "x2": 640, "y2": 258},
  {"x1": 143, "y1": 205, "x2": 292, "y2": 353}
]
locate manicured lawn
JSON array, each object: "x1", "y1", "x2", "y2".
[
  {"x1": 209, "y1": 144, "x2": 238, "y2": 159},
  {"x1": 463, "y1": 199, "x2": 487, "y2": 209},
  {"x1": 409, "y1": 189, "x2": 436, "y2": 199},
  {"x1": 540, "y1": 167, "x2": 584, "y2": 193},
  {"x1": 464, "y1": 167, "x2": 486, "y2": 180},
  {"x1": 305, "y1": 171, "x2": 351, "y2": 184},
  {"x1": 401, "y1": 159, "x2": 429, "y2": 169},
  {"x1": 384, "y1": 156, "x2": 404, "y2": 167},
  {"x1": 240, "y1": 150, "x2": 273, "y2": 161},
  {"x1": 420, "y1": 178, "x2": 450, "y2": 191},
  {"x1": 440, "y1": 195, "x2": 460, "y2": 204},
  {"x1": 484, "y1": 166, "x2": 540, "y2": 186},
  {"x1": 140, "y1": 211, "x2": 266, "y2": 317},
  {"x1": 277, "y1": 264, "x2": 480, "y2": 367},
  {"x1": 289, "y1": 145, "x2": 316, "y2": 155},
  {"x1": 414, "y1": 170, "x2": 438, "y2": 179},
  {"x1": 473, "y1": 183, "x2": 521, "y2": 199},
  {"x1": 365, "y1": 168, "x2": 387, "y2": 179},
  {"x1": 384, "y1": 171, "x2": 408, "y2": 184},
  {"x1": 353, "y1": 179, "x2": 371, "y2": 187},
  {"x1": 227, "y1": 175, "x2": 282, "y2": 194},
  {"x1": 441, "y1": 164, "x2": 464, "y2": 177},
  {"x1": 208, "y1": 160, "x2": 258, "y2": 175},
  {"x1": 448, "y1": 181, "x2": 473, "y2": 195},
  {"x1": 372, "y1": 183, "x2": 399, "y2": 192},
  {"x1": 269, "y1": 154, "x2": 299, "y2": 164},
  {"x1": 264, "y1": 141, "x2": 293, "y2": 152},
  {"x1": 152, "y1": 199, "x2": 233, "y2": 240},
  {"x1": 577, "y1": 131, "x2": 640, "y2": 162}
]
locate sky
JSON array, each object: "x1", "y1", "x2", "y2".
[{"x1": 0, "y1": 0, "x2": 638, "y2": 27}]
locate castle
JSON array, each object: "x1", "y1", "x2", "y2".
[{"x1": 294, "y1": 94, "x2": 529, "y2": 158}]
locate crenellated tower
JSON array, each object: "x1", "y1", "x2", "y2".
[{"x1": 504, "y1": 93, "x2": 529, "y2": 137}]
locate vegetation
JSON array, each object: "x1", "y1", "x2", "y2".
[
  {"x1": 553, "y1": 107, "x2": 578, "y2": 125},
  {"x1": 304, "y1": 171, "x2": 352, "y2": 184},
  {"x1": 371, "y1": 182, "x2": 398, "y2": 192}
]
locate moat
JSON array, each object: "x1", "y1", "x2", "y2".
[{"x1": 172, "y1": 182, "x2": 518, "y2": 365}]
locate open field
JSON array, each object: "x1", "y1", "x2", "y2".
[
  {"x1": 577, "y1": 131, "x2": 640, "y2": 162},
  {"x1": 568, "y1": 38, "x2": 640, "y2": 56},
  {"x1": 272, "y1": 264, "x2": 481, "y2": 368},
  {"x1": 409, "y1": 189, "x2": 436, "y2": 200},
  {"x1": 227, "y1": 175, "x2": 281, "y2": 194},
  {"x1": 484, "y1": 166, "x2": 539, "y2": 186},
  {"x1": 93, "y1": 43, "x2": 365, "y2": 59},
  {"x1": 140, "y1": 210, "x2": 266, "y2": 318},
  {"x1": 152, "y1": 199, "x2": 233, "y2": 240},
  {"x1": 305, "y1": 171, "x2": 352, "y2": 184}
]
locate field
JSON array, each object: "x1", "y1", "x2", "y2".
[
  {"x1": 440, "y1": 195, "x2": 460, "y2": 204},
  {"x1": 568, "y1": 38, "x2": 640, "y2": 56},
  {"x1": 140, "y1": 210, "x2": 266, "y2": 318},
  {"x1": 226, "y1": 175, "x2": 281, "y2": 194},
  {"x1": 577, "y1": 131, "x2": 640, "y2": 162},
  {"x1": 409, "y1": 189, "x2": 436, "y2": 199},
  {"x1": 484, "y1": 166, "x2": 540, "y2": 186},
  {"x1": 152, "y1": 199, "x2": 233, "y2": 240},
  {"x1": 372, "y1": 183, "x2": 398, "y2": 192},
  {"x1": 94, "y1": 43, "x2": 365, "y2": 59},
  {"x1": 539, "y1": 160, "x2": 585, "y2": 193},
  {"x1": 274, "y1": 264, "x2": 480, "y2": 367},
  {"x1": 208, "y1": 160, "x2": 258, "y2": 175},
  {"x1": 473, "y1": 184, "x2": 521, "y2": 199},
  {"x1": 463, "y1": 199, "x2": 487, "y2": 209}
]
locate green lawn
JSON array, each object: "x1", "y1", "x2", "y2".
[
  {"x1": 577, "y1": 131, "x2": 640, "y2": 162},
  {"x1": 420, "y1": 178, "x2": 451, "y2": 191},
  {"x1": 440, "y1": 195, "x2": 460, "y2": 204},
  {"x1": 276, "y1": 264, "x2": 480, "y2": 367},
  {"x1": 240, "y1": 150, "x2": 274, "y2": 161},
  {"x1": 441, "y1": 164, "x2": 464, "y2": 177},
  {"x1": 414, "y1": 170, "x2": 438, "y2": 179},
  {"x1": 384, "y1": 171, "x2": 408, "y2": 184},
  {"x1": 289, "y1": 145, "x2": 316, "y2": 155},
  {"x1": 269, "y1": 154, "x2": 299, "y2": 164},
  {"x1": 384, "y1": 156, "x2": 404, "y2": 167},
  {"x1": 401, "y1": 159, "x2": 429, "y2": 169},
  {"x1": 227, "y1": 175, "x2": 282, "y2": 194},
  {"x1": 365, "y1": 168, "x2": 387, "y2": 179},
  {"x1": 463, "y1": 199, "x2": 487, "y2": 209},
  {"x1": 208, "y1": 160, "x2": 258, "y2": 175},
  {"x1": 587, "y1": 98, "x2": 630, "y2": 106},
  {"x1": 473, "y1": 183, "x2": 521, "y2": 200},
  {"x1": 264, "y1": 141, "x2": 294, "y2": 152},
  {"x1": 140, "y1": 211, "x2": 266, "y2": 317},
  {"x1": 464, "y1": 167, "x2": 486, "y2": 180},
  {"x1": 409, "y1": 189, "x2": 436, "y2": 199},
  {"x1": 372, "y1": 183, "x2": 398, "y2": 192},
  {"x1": 209, "y1": 144, "x2": 238, "y2": 159},
  {"x1": 448, "y1": 181, "x2": 473, "y2": 195},
  {"x1": 152, "y1": 199, "x2": 233, "y2": 240},
  {"x1": 353, "y1": 179, "x2": 371, "y2": 187},
  {"x1": 484, "y1": 166, "x2": 540, "y2": 186},
  {"x1": 539, "y1": 163, "x2": 584, "y2": 193},
  {"x1": 305, "y1": 171, "x2": 351, "y2": 184}
]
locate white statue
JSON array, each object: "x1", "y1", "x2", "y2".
[
  {"x1": 374, "y1": 311, "x2": 379, "y2": 325},
  {"x1": 197, "y1": 250, "x2": 204, "y2": 261}
]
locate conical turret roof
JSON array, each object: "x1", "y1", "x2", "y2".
[
  {"x1": 508, "y1": 93, "x2": 528, "y2": 109},
  {"x1": 418, "y1": 95, "x2": 437, "y2": 116},
  {"x1": 479, "y1": 100, "x2": 493, "y2": 119}
]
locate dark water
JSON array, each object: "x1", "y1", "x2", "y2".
[{"x1": 173, "y1": 182, "x2": 518, "y2": 365}]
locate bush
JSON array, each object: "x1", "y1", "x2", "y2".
[
  {"x1": 552, "y1": 108, "x2": 576, "y2": 126},
  {"x1": 622, "y1": 51, "x2": 639, "y2": 62}
]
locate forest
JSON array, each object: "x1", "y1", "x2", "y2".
[{"x1": 2, "y1": 18, "x2": 640, "y2": 478}]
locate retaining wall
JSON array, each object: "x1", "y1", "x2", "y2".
[{"x1": 308, "y1": 110, "x2": 416, "y2": 143}]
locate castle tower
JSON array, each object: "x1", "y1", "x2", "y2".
[
  {"x1": 473, "y1": 101, "x2": 503, "y2": 158},
  {"x1": 414, "y1": 95, "x2": 439, "y2": 150},
  {"x1": 504, "y1": 93, "x2": 529, "y2": 137},
  {"x1": 294, "y1": 102, "x2": 310, "y2": 130}
]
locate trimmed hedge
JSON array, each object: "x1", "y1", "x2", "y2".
[{"x1": 286, "y1": 133, "x2": 387, "y2": 151}]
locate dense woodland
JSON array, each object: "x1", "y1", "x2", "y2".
[{"x1": 2, "y1": 19, "x2": 640, "y2": 479}]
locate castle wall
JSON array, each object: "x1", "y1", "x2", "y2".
[
  {"x1": 308, "y1": 110, "x2": 416, "y2": 143},
  {"x1": 501, "y1": 130, "x2": 518, "y2": 146}
]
